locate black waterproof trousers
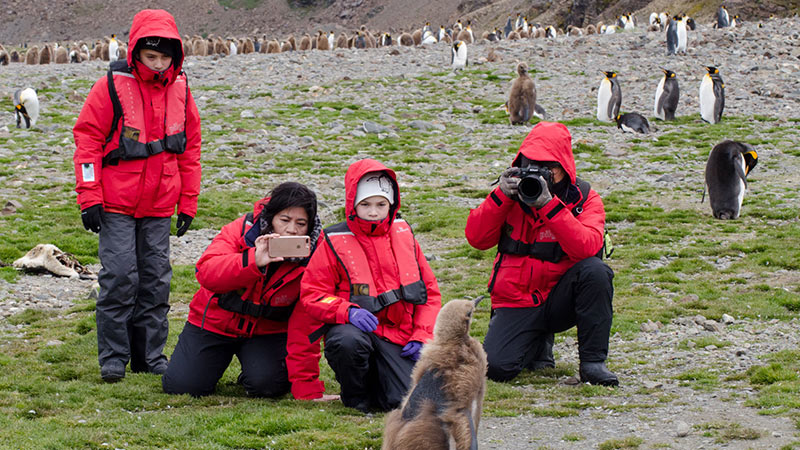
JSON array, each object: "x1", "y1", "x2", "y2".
[
  {"x1": 162, "y1": 322, "x2": 291, "y2": 397},
  {"x1": 324, "y1": 324, "x2": 416, "y2": 412},
  {"x1": 483, "y1": 257, "x2": 614, "y2": 382},
  {"x1": 96, "y1": 213, "x2": 171, "y2": 373}
]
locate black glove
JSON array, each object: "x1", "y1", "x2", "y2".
[
  {"x1": 498, "y1": 167, "x2": 520, "y2": 199},
  {"x1": 81, "y1": 204, "x2": 105, "y2": 233},
  {"x1": 176, "y1": 213, "x2": 193, "y2": 237}
]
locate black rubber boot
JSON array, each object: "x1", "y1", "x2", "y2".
[
  {"x1": 101, "y1": 360, "x2": 126, "y2": 383},
  {"x1": 579, "y1": 361, "x2": 619, "y2": 386}
]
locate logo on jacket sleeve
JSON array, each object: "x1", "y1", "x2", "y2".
[{"x1": 537, "y1": 229, "x2": 556, "y2": 240}]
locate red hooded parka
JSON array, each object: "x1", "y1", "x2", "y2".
[
  {"x1": 286, "y1": 159, "x2": 442, "y2": 400},
  {"x1": 73, "y1": 9, "x2": 201, "y2": 218},
  {"x1": 465, "y1": 122, "x2": 606, "y2": 309},
  {"x1": 188, "y1": 197, "x2": 314, "y2": 338}
]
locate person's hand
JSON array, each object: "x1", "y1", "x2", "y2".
[
  {"x1": 81, "y1": 204, "x2": 104, "y2": 233},
  {"x1": 498, "y1": 167, "x2": 520, "y2": 199},
  {"x1": 254, "y1": 234, "x2": 284, "y2": 268},
  {"x1": 348, "y1": 307, "x2": 378, "y2": 333},
  {"x1": 176, "y1": 213, "x2": 193, "y2": 237},
  {"x1": 312, "y1": 394, "x2": 341, "y2": 402},
  {"x1": 525, "y1": 176, "x2": 553, "y2": 209},
  {"x1": 400, "y1": 341, "x2": 423, "y2": 361}
]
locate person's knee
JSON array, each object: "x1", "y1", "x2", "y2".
[
  {"x1": 485, "y1": 351, "x2": 522, "y2": 382},
  {"x1": 162, "y1": 371, "x2": 215, "y2": 397},
  {"x1": 577, "y1": 257, "x2": 614, "y2": 286},
  {"x1": 324, "y1": 325, "x2": 371, "y2": 356},
  {"x1": 240, "y1": 374, "x2": 290, "y2": 398}
]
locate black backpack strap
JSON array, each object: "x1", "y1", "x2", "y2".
[
  {"x1": 102, "y1": 61, "x2": 132, "y2": 166},
  {"x1": 571, "y1": 178, "x2": 591, "y2": 216},
  {"x1": 241, "y1": 212, "x2": 254, "y2": 236}
]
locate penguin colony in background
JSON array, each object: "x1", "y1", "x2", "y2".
[
  {"x1": 703, "y1": 141, "x2": 758, "y2": 219},
  {"x1": 383, "y1": 297, "x2": 487, "y2": 450}
]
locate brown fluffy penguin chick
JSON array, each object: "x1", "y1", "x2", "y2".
[
  {"x1": 486, "y1": 48, "x2": 502, "y2": 62},
  {"x1": 55, "y1": 46, "x2": 68, "y2": 63},
  {"x1": 412, "y1": 29, "x2": 422, "y2": 45},
  {"x1": 39, "y1": 45, "x2": 53, "y2": 64},
  {"x1": 26, "y1": 46, "x2": 39, "y2": 65},
  {"x1": 336, "y1": 33, "x2": 349, "y2": 48},
  {"x1": 298, "y1": 34, "x2": 311, "y2": 51},
  {"x1": 267, "y1": 40, "x2": 281, "y2": 53},
  {"x1": 399, "y1": 32, "x2": 414, "y2": 46},
  {"x1": 382, "y1": 298, "x2": 487, "y2": 450},
  {"x1": 316, "y1": 31, "x2": 330, "y2": 50},
  {"x1": 508, "y1": 62, "x2": 537, "y2": 125}
]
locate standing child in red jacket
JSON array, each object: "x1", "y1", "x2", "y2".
[
  {"x1": 287, "y1": 159, "x2": 441, "y2": 412},
  {"x1": 465, "y1": 121, "x2": 618, "y2": 386},
  {"x1": 72, "y1": 9, "x2": 202, "y2": 382}
]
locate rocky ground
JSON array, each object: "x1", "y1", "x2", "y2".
[{"x1": 1, "y1": 18, "x2": 799, "y2": 448}]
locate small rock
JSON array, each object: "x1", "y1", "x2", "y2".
[
  {"x1": 640, "y1": 320, "x2": 661, "y2": 333},
  {"x1": 656, "y1": 174, "x2": 675, "y2": 183},
  {"x1": 408, "y1": 120, "x2": 445, "y2": 131},
  {"x1": 642, "y1": 380, "x2": 662, "y2": 389},
  {"x1": 340, "y1": 108, "x2": 355, "y2": 115},
  {"x1": 208, "y1": 124, "x2": 223, "y2": 132},
  {"x1": 676, "y1": 421, "x2": 691, "y2": 437},
  {"x1": 362, "y1": 121, "x2": 389, "y2": 134},
  {"x1": 46, "y1": 339, "x2": 64, "y2": 347},
  {"x1": 240, "y1": 110, "x2": 255, "y2": 118},
  {"x1": 679, "y1": 294, "x2": 699, "y2": 304},
  {"x1": 735, "y1": 348, "x2": 747, "y2": 357},
  {"x1": 702, "y1": 320, "x2": 724, "y2": 333},
  {"x1": 563, "y1": 376, "x2": 580, "y2": 385},
  {"x1": 721, "y1": 314, "x2": 735, "y2": 324}
]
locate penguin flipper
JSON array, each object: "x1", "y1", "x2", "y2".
[
  {"x1": 701, "y1": 185, "x2": 706, "y2": 203},
  {"x1": 734, "y1": 155, "x2": 748, "y2": 189},
  {"x1": 714, "y1": 82, "x2": 725, "y2": 123}
]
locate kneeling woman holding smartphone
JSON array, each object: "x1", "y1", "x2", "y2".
[{"x1": 163, "y1": 182, "x2": 335, "y2": 398}]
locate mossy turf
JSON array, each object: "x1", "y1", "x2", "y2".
[{"x1": 0, "y1": 60, "x2": 798, "y2": 449}]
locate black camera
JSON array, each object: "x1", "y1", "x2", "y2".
[{"x1": 516, "y1": 165, "x2": 553, "y2": 205}]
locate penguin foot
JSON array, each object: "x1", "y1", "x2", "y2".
[{"x1": 579, "y1": 362, "x2": 619, "y2": 386}]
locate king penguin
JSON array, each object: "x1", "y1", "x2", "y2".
[
  {"x1": 507, "y1": 62, "x2": 537, "y2": 125},
  {"x1": 703, "y1": 141, "x2": 758, "y2": 219},
  {"x1": 13, "y1": 88, "x2": 40, "y2": 129},
  {"x1": 596, "y1": 71, "x2": 621, "y2": 123},
  {"x1": 451, "y1": 40, "x2": 467, "y2": 70},
  {"x1": 108, "y1": 34, "x2": 119, "y2": 62},
  {"x1": 716, "y1": 6, "x2": 730, "y2": 28},
  {"x1": 700, "y1": 66, "x2": 725, "y2": 124},
  {"x1": 676, "y1": 16, "x2": 688, "y2": 54},
  {"x1": 615, "y1": 112, "x2": 650, "y2": 133},
  {"x1": 654, "y1": 69, "x2": 679, "y2": 120},
  {"x1": 382, "y1": 297, "x2": 487, "y2": 450}
]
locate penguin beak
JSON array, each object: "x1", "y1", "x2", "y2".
[{"x1": 472, "y1": 295, "x2": 485, "y2": 308}]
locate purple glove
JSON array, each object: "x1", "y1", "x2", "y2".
[
  {"x1": 348, "y1": 307, "x2": 378, "y2": 333},
  {"x1": 400, "y1": 341, "x2": 423, "y2": 361}
]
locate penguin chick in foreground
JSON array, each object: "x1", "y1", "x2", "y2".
[
  {"x1": 382, "y1": 297, "x2": 488, "y2": 450},
  {"x1": 508, "y1": 62, "x2": 537, "y2": 125},
  {"x1": 703, "y1": 141, "x2": 758, "y2": 219},
  {"x1": 14, "y1": 87, "x2": 40, "y2": 129},
  {"x1": 451, "y1": 40, "x2": 468, "y2": 70},
  {"x1": 615, "y1": 112, "x2": 650, "y2": 133}
]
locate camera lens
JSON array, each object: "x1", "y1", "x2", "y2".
[{"x1": 518, "y1": 175, "x2": 543, "y2": 204}]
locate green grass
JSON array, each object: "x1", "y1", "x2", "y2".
[{"x1": 1, "y1": 57, "x2": 799, "y2": 449}]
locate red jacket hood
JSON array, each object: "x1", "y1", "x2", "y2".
[
  {"x1": 344, "y1": 159, "x2": 400, "y2": 235},
  {"x1": 128, "y1": 9, "x2": 184, "y2": 82},
  {"x1": 514, "y1": 122, "x2": 577, "y2": 184}
]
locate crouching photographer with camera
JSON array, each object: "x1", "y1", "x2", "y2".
[{"x1": 465, "y1": 122, "x2": 618, "y2": 386}]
